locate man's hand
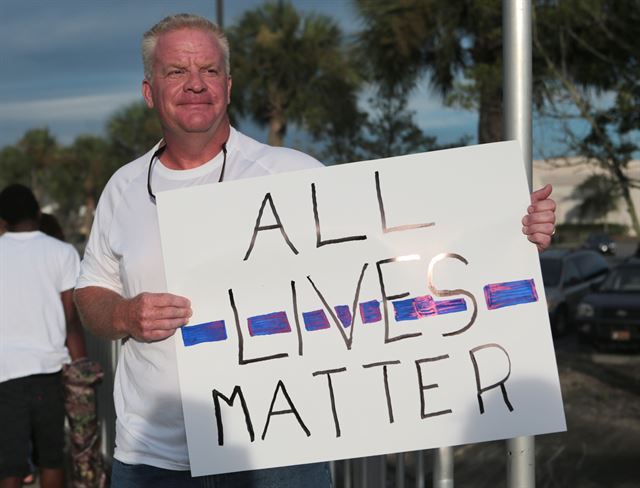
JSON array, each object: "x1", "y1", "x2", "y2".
[
  {"x1": 522, "y1": 184, "x2": 556, "y2": 252},
  {"x1": 115, "y1": 292, "x2": 192, "y2": 342}
]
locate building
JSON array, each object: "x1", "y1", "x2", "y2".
[{"x1": 533, "y1": 158, "x2": 640, "y2": 237}]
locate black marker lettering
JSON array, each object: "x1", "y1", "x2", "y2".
[
  {"x1": 377, "y1": 257, "x2": 422, "y2": 343},
  {"x1": 290, "y1": 280, "x2": 303, "y2": 357},
  {"x1": 469, "y1": 343, "x2": 514, "y2": 414},
  {"x1": 307, "y1": 263, "x2": 369, "y2": 350},
  {"x1": 427, "y1": 253, "x2": 478, "y2": 337},
  {"x1": 375, "y1": 171, "x2": 435, "y2": 233},
  {"x1": 313, "y1": 367, "x2": 347, "y2": 437},
  {"x1": 415, "y1": 355, "x2": 453, "y2": 419},
  {"x1": 212, "y1": 386, "x2": 255, "y2": 446},
  {"x1": 312, "y1": 182, "x2": 367, "y2": 247},
  {"x1": 229, "y1": 289, "x2": 289, "y2": 365},
  {"x1": 262, "y1": 379, "x2": 311, "y2": 440},
  {"x1": 244, "y1": 193, "x2": 298, "y2": 261},
  {"x1": 362, "y1": 360, "x2": 401, "y2": 423}
]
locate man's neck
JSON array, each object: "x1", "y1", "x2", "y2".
[
  {"x1": 160, "y1": 121, "x2": 231, "y2": 170},
  {"x1": 7, "y1": 220, "x2": 38, "y2": 232}
]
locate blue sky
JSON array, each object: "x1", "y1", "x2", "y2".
[
  {"x1": 0, "y1": 0, "x2": 480, "y2": 153},
  {"x1": 0, "y1": 0, "x2": 570, "y2": 159}
]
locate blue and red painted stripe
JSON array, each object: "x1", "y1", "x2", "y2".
[
  {"x1": 181, "y1": 278, "x2": 539, "y2": 346},
  {"x1": 181, "y1": 320, "x2": 227, "y2": 346},
  {"x1": 484, "y1": 279, "x2": 538, "y2": 310}
]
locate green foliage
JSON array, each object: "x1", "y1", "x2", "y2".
[
  {"x1": 228, "y1": 1, "x2": 362, "y2": 148},
  {"x1": 360, "y1": 96, "x2": 439, "y2": 159},
  {"x1": 569, "y1": 174, "x2": 620, "y2": 223},
  {"x1": 534, "y1": 0, "x2": 640, "y2": 236},
  {"x1": 0, "y1": 102, "x2": 161, "y2": 242},
  {"x1": 354, "y1": 0, "x2": 503, "y2": 143},
  {"x1": 0, "y1": 145, "x2": 30, "y2": 188},
  {"x1": 106, "y1": 101, "x2": 162, "y2": 163}
]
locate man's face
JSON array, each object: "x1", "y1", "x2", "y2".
[{"x1": 142, "y1": 28, "x2": 231, "y2": 137}]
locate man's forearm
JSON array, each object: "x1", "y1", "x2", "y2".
[
  {"x1": 61, "y1": 289, "x2": 88, "y2": 359},
  {"x1": 66, "y1": 319, "x2": 87, "y2": 360},
  {"x1": 74, "y1": 286, "x2": 129, "y2": 340}
]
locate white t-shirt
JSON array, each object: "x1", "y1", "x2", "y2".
[
  {"x1": 0, "y1": 231, "x2": 79, "y2": 383},
  {"x1": 77, "y1": 128, "x2": 323, "y2": 470}
]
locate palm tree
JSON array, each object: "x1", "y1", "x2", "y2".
[
  {"x1": 353, "y1": 0, "x2": 503, "y2": 144},
  {"x1": 227, "y1": 1, "x2": 361, "y2": 148}
]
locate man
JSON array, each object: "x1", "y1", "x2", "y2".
[
  {"x1": 0, "y1": 184, "x2": 86, "y2": 488},
  {"x1": 75, "y1": 13, "x2": 556, "y2": 488}
]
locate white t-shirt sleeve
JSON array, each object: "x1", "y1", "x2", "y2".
[{"x1": 76, "y1": 182, "x2": 124, "y2": 295}]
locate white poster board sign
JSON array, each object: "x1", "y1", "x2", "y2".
[{"x1": 157, "y1": 141, "x2": 566, "y2": 477}]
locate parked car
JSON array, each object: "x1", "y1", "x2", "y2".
[
  {"x1": 575, "y1": 259, "x2": 640, "y2": 347},
  {"x1": 540, "y1": 249, "x2": 611, "y2": 336},
  {"x1": 582, "y1": 232, "x2": 617, "y2": 255}
]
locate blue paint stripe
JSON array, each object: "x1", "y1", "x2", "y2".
[
  {"x1": 248, "y1": 311, "x2": 291, "y2": 336},
  {"x1": 334, "y1": 305, "x2": 352, "y2": 328},
  {"x1": 360, "y1": 300, "x2": 382, "y2": 323},
  {"x1": 484, "y1": 279, "x2": 538, "y2": 310},
  {"x1": 181, "y1": 320, "x2": 227, "y2": 347},
  {"x1": 303, "y1": 309, "x2": 330, "y2": 331},
  {"x1": 393, "y1": 298, "x2": 419, "y2": 321},
  {"x1": 435, "y1": 298, "x2": 467, "y2": 315}
]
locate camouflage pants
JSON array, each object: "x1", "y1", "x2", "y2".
[{"x1": 62, "y1": 358, "x2": 107, "y2": 488}]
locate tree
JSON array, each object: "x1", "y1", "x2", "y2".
[
  {"x1": 534, "y1": 0, "x2": 640, "y2": 236},
  {"x1": 353, "y1": 0, "x2": 502, "y2": 144},
  {"x1": 569, "y1": 174, "x2": 620, "y2": 225},
  {"x1": 52, "y1": 135, "x2": 116, "y2": 240},
  {"x1": 16, "y1": 128, "x2": 59, "y2": 200},
  {"x1": 227, "y1": 1, "x2": 362, "y2": 148},
  {"x1": 0, "y1": 145, "x2": 30, "y2": 189},
  {"x1": 106, "y1": 101, "x2": 162, "y2": 163}
]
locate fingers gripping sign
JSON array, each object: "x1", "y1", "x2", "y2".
[
  {"x1": 122, "y1": 292, "x2": 192, "y2": 342},
  {"x1": 522, "y1": 184, "x2": 556, "y2": 252}
]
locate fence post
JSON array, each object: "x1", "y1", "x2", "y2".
[
  {"x1": 415, "y1": 450, "x2": 425, "y2": 488},
  {"x1": 433, "y1": 447, "x2": 454, "y2": 488},
  {"x1": 395, "y1": 452, "x2": 406, "y2": 488},
  {"x1": 344, "y1": 459, "x2": 352, "y2": 488}
]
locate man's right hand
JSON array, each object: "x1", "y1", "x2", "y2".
[
  {"x1": 115, "y1": 292, "x2": 192, "y2": 342},
  {"x1": 74, "y1": 287, "x2": 192, "y2": 342}
]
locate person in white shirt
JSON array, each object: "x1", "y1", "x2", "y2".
[
  {"x1": 74, "y1": 13, "x2": 557, "y2": 488},
  {"x1": 0, "y1": 184, "x2": 86, "y2": 488}
]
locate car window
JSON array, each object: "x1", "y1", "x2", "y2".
[
  {"x1": 600, "y1": 267, "x2": 640, "y2": 292},
  {"x1": 540, "y1": 258, "x2": 562, "y2": 287},
  {"x1": 562, "y1": 259, "x2": 582, "y2": 286},
  {"x1": 575, "y1": 252, "x2": 609, "y2": 280}
]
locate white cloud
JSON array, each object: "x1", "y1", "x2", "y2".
[{"x1": 0, "y1": 91, "x2": 142, "y2": 123}]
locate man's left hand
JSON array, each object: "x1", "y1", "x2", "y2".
[{"x1": 522, "y1": 184, "x2": 556, "y2": 252}]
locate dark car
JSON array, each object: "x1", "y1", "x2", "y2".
[
  {"x1": 582, "y1": 232, "x2": 617, "y2": 255},
  {"x1": 540, "y1": 249, "x2": 610, "y2": 336},
  {"x1": 575, "y1": 259, "x2": 640, "y2": 347}
]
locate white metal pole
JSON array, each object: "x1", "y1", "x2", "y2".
[
  {"x1": 415, "y1": 450, "x2": 425, "y2": 488},
  {"x1": 344, "y1": 459, "x2": 352, "y2": 488},
  {"x1": 433, "y1": 447, "x2": 454, "y2": 488},
  {"x1": 359, "y1": 458, "x2": 368, "y2": 488},
  {"x1": 503, "y1": 0, "x2": 536, "y2": 485},
  {"x1": 395, "y1": 452, "x2": 405, "y2": 488},
  {"x1": 503, "y1": 0, "x2": 533, "y2": 187}
]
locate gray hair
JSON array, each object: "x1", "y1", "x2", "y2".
[{"x1": 142, "y1": 13, "x2": 230, "y2": 81}]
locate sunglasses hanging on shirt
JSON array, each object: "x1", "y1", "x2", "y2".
[{"x1": 147, "y1": 142, "x2": 228, "y2": 204}]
